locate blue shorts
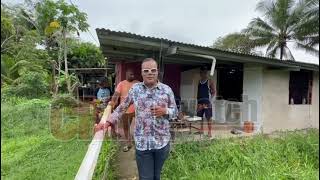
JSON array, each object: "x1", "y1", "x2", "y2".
[{"x1": 197, "y1": 104, "x2": 212, "y2": 119}]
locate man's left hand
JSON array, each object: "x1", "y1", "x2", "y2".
[{"x1": 151, "y1": 106, "x2": 167, "y2": 117}]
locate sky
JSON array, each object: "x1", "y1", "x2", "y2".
[{"x1": 4, "y1": 0, "x2": 319, "y2": 64}]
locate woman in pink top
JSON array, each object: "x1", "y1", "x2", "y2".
[{"x1": 110, "y1": 69, "x2": 139, "y2": 152}]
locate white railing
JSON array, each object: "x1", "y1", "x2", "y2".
[{"x1": 75, "y1": 105, "x2": 112, "y2": 180}]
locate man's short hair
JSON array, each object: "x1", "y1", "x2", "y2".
[
  {"x1": 98, "y1": 77, "x2": 107, "y2": 84},
  {"x1": 200, "y1": 66, "x2": 209, "y2": 71},
  {"x1": 142, "y1": 58, "x2": 158, "y2": 67}
]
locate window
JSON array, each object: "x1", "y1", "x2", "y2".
[{"x1": 289, "y1": 70, "x2": 313, "y2": 105}]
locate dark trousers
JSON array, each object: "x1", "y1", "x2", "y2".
[{"x1": 135, "y1": 143, "x2": 170, "y2": 180}]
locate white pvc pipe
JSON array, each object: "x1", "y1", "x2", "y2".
[
  {"x1": 176, "y1": 51, "x2": 216, "y2": 76},
  {"x1": 210, "y1": 57, "x2": 216, "y2": 77},
  {"x1": 75, "y1": 105, "x2": 112, "y2": 180}
]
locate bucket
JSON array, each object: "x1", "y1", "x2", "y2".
[{"x1": 243, "y1": 121, "x2": 254, "y2": 133}]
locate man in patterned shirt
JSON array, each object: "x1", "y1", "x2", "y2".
[{"x1": 95, "y1": 58, "x2": 178, "y2": 180}]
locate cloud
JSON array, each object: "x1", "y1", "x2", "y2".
[{"x1": 3, "y1": 0, "x2": 318, "y2": 64}]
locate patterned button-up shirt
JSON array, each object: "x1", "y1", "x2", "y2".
[{"x1": 107, "y1": 82, "x2": 178, "y2": 151}]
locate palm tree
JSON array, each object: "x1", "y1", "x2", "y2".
[
  {"x1": 294, "y1": 0, "x2": 319, "y2": 55},
  {"x1": 243, "y1": 0, "x2": 319, "y2": 60},
  {"x1": 212, "y1": 33, "x2": 258, "y2": 54}
]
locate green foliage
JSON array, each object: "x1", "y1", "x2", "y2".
[
  {"x1": 2, "y1": 0, "x2": 91, "y2": 97},
  {"x1": 35, "y1": 0, "x2": 89, "y2": 40},
  {"x1": 55, "y1": 71, "x2": 80, "y2": 93},
  {"x1": 1, "y1": 72, "x2": 49, "y2": 99},
  {"x1": 0, "y1": 95, "x2": 28, "y2": 105},
  {"x1": 163, "y1": 129, "x2": 319, "y2": 180},
  {"x1": 1, "y1": 6, "x2": 14, "y2": 43},
  {"x1": 68, "y1": 40, "x2": 106, "y2": 68},
  {"x1": 35, "y1": 0, "x2": 60, "y2": 35},
  {"x1": 34, "y1": 0, "x2": 90, "y2": 94},
  {"x1": 242, "y1": 0, "x2": 319, "y2": 60},
  {"x1": 51, "y1": 93, "x2": 80, "y2": 108},
  {"x1": 1, "y1": 3, "x2": 51, "y2": 85},
  {"x1": 294, "y1": 0, "x2": 319, "y2": 55},
  {"x1": 213, "y1": 33, "x2": 259, "y2": 55}
]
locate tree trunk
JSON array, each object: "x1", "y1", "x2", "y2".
[
  {"x1": 280, "y1": 45, "x2": 284, "y2": 60},
  {"x1": 55, "y1": 40, "x2": 63, "y2": 95},
  {"x1": 58, "y1": 42, "x2": 62, "y2": 77},
  {"x1": 51, "y1": 60, "x2": 56, "y2": 96},
  {"x1": 63, "y1": 29, "x2": 72, "y2": 94}
]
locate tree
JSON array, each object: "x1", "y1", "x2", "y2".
[
  {"x1": 2, "y1": 71, "x2": 49, "y2": 98},
  {"x1": 67, "y1": 40, "x2": 105, "y2": 68},
  {"x1": 34, "y1": 0, "x2": 89, "y2": 94},
  {"x1": 1, "y1": 3, "x2": 50, "y2": 85},
  {"x1": 243, "y1": 0, "x2": 319, "y2": 60},
  {"x1": 212, "y1": 33, "x2": 260, "y2": 55},
  {"x1": 294, "y1": 0, "x2": 319, "y2": 55},
  {"x1": 1, "y1": 5, "x2": 15, "y2": 49}
]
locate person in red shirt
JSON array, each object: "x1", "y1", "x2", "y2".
[{"x1": 110, "y1": 69, "x2": 139, "y2": 152}]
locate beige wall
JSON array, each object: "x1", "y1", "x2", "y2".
[
  {"x1": 243, "y1": 65, "x2": 263, "y2": 131},
  {"x1": 180, "y1": 68, "x2": 217, "y2": 114},
  {"x1": 262, "y1": 70, "x2": 319, "y2": 133},
  {"x1": 311, "y1": 72, "x2": 319, "y2": 128},
  {"x1": 180, "y1": 66, "x2": 319, "y2": 133}
]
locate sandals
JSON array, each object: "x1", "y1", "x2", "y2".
[
  {"x1": 123, "y1": 144, "x2": 133, "y2": 152},
  {"x1": 111, "y1": 132, "x2": 122, "y2": 139}
]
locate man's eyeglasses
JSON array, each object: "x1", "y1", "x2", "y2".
[{"x1": 142, "y1": 68, "x2": 157, "y2": 74}]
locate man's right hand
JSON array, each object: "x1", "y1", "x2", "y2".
[
  {"x1": 108, "y1": 101, "x2": 116, "y2": 110},
  {"x1": 94, "y1": 121, "x2": 112, "y2": 133}
]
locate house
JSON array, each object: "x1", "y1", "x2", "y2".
[{"x1": 96, "y1": 28, "x2": 319, "y2": 133}]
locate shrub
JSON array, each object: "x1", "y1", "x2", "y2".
[
  {"x1": 51, "y1": 94, "x2": 81, "y2": 109},
  {"x1": 1, "y1": 72, "x2": 49, "y2": 99},
  {"x1": 1, "y1": 93, "x2": 27, "y2": 105}
]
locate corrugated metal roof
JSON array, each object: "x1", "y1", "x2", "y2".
[{"x1": 96, "y1": 28, "x2": 319, "y2": 71}]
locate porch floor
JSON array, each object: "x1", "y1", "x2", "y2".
[{"x1": 171, "y1": 122, "x2": 255, "y2": 142}]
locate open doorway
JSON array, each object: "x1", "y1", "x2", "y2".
[{"x1": 216, "y1": 64, "x2": 243, "y2": 102}]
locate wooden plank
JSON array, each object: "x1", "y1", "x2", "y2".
[{"x1": 75, "y1": 105, "x2": 112, "y2": 180}]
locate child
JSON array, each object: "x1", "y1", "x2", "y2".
[{"x1": 94, "y1": 77, "x2": 111, "y2": 123}]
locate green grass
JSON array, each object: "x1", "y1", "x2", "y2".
[
  {"x1": 163, "y1": 129, "x2": 319, "y2": 180},
  {"x1": 3, "y1": 97, "x2": 318, "y2": 179},
  {"x1": 1, "y1": 97, "x2": 116, "y2": 180},
  {"x1": 93, "y1": 139, "x2": 119, "y2": 180}
]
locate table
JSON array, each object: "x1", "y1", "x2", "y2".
[
  {"x1": 186, "y1": 116, "x2": 203, "y2": 134},
  {"x1": 170, "y1": 116, "x2": 203, "y2": 139}
]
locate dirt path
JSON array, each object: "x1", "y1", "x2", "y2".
[
  {"x1": 113, "y1": 121, "x2": 138, "y2": 180},
  {"x1": 114, "y1": 147, "x2": 138, "y2": 180}
]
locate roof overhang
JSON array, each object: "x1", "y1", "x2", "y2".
[{"x1": 96, "y1": 28, "x2": 319, "y2": 72}]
